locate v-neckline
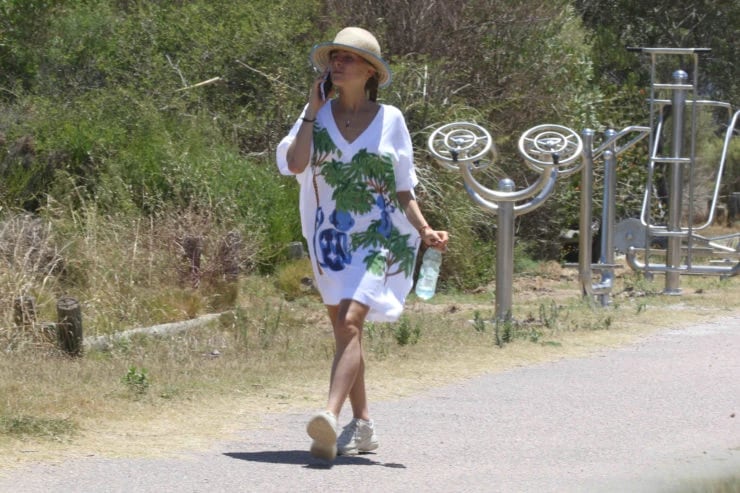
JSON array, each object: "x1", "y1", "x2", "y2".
[{"x1": 329, "y1": 101, "x2": 382, "y2": 146}]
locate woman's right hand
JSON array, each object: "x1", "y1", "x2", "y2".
[
  {"x1": 306, "y1": 70, "x2": 332, "y2": 118},
  {"x1": 286, "y1": 70, "x2": 332, "y2": 174}
]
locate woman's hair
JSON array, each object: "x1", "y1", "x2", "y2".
[{"x1": 365, "y1": 73, "x2": 379, "y2": 102}]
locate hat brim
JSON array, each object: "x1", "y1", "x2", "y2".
[{"x1": 310, "y1": 42, "x2": 392, "y2": 88}]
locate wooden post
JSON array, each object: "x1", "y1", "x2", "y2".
[
  {"x1": 13, "y1": 296, "x2": 37, "y2": 328},
  {"x1": 57, "y1": 296, "x2": 83, "y2": 357},
  {"x1": 287, "y1": 241, "x2": 305, "y2": 260},
  {"x1": 218, "y1": 230, "x2": 242, "y2": 282},
  {"x1": 182, "y1": 235, "x2": 203, "y2": 288},
  {"x1": 729, "y1": 192, "x2": 740, "y2": 227},
  {"x1": 207, "y1": 231, "x2": 242, "y2": 310}
]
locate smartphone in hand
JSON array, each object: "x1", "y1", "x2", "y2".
[{"x1": 320, "y1": 72, "x2": 333, "y2": 101}]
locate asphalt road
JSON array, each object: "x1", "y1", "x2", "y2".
[{"x1": 1, "y1": 315, "x2": 738, "y2": 493}]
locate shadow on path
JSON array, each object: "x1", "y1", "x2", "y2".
[{"x1": 223, "y1": 451, "x2": 406, "y2": 470}]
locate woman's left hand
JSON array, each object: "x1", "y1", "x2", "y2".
[{"x1": 421, "y1": 228, "x2": 449, "y2": 251}]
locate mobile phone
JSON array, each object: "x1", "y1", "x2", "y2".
[{"x1": 320, "y1": 72, "x2": 333, "y2": 101}]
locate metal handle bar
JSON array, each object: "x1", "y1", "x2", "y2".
[
  {"x1": 626, "y1": 47, "x2": 711, "y2": 54},
  {"x1": 640, "y1": 108, "x2": 740, "y2": 232},
  {"x1": 704, "y1": 109, "x2": 740, "y2": 228},
  {"x1": 592, "y1": 126, "x2": 651, "y2": 159},
  {"x1": 459, "y1": 158, "x2": 556, "y2": 204},
  {"x1": 649, "y1": 100, "x2": 733, "y2": 112},
  {"x1": 462, "y1": 166, "x2": 558, "y2": 217}
]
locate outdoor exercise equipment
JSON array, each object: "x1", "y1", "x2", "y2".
[
  {"x1": 577, "y1": 126, "x2": 650, "y2": 306},
  {"x1": 621, "y1": 48, "x2": 739, "y2": 291},
  {"x1": 428, "y1": 122, "x2": 582, "y2": 320}
]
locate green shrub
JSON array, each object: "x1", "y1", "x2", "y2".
[{"x1": 122, "y1": 366, "x2": 150, "y2": 395}]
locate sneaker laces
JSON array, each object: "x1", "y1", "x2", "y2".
[{"x1": 338, "y1": 418, "x2": 360, "y2": 446}]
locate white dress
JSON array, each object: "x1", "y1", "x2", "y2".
[{"x1": 276, "y1": 102, "x2": 421, "y2": 322}]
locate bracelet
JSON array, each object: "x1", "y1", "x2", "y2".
[
  {"x1": 301, "y1": 116, "x2": 316, "y2": 123},
  {"x1": 418, "y1": 224, "x2": 432, "y2": 235}
]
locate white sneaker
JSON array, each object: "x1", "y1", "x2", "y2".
[
  {"x1": 337, "y1": 418, "x2": 379, "y2": 455},
  {"x1": 306, "y1": 411, "x2": 338, "y2": 461}
]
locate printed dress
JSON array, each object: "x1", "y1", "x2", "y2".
[{"x1": 276, "y1": 103, "x2": 421, "y2": 322}]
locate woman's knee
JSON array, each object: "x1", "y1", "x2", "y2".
[
  {"x1": 334, "y1": 318, "x2": 362, "y2": 344},
  {"x1": 334, "y1": 300, "x2": 367, "y2": 341}
]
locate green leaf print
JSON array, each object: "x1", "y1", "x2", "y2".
[
  {"x1": 321, "y1": 146, "x2": 416, "y2": 279},
  {"x1": 352, "y1": 227, "x2": 386, "y2": 251},
  {"x1": 363, "y1": 250, "x2": 388, "y2": 276},
  {"x1": 321, "y1": 150, "x2": 399, "y2": 213},
  {"x1": 312, "y1": 126, "x2": 340, "y2": 165},
  {"x1": 353, "y1": 223, "x2": 416, "y2": 278},
  {"x1": 322, "y1": 159, "x2": 374, "y2": 214},
  {"x1": 384, "y1": 229, "x2": 417, "y2": 278},
  {"x1": 353, "y1": 150, "x2": 400, "y2": 207}
]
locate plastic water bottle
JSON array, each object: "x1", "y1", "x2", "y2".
[{"x1": 415, "y1": 248, "x2": 442, "y2": 300}]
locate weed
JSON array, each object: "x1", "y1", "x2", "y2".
[
  {"x1": 472, "y1": 310, "x2": 486, "y2": 332},
  {"x1": 494, "y1": 318, "x2": 514, "y2": 347},
  {"x1": 569, "y1": 312, "x2": 615, "y2": 331},
  {"x1": 122, "y1": 366, "x2": 150, "y2": 395},
  {"x1": 636, "y1": 301, "x2": 648, "y2": 314},
  {"x1": 393, "y1": 316, "x2": 420, "y2": 346},
  {"x1": 259, "y1": 302, "x2": 283, "y2": 350},
  {"x1": 528, "y1": 325, "x2": 542, "y2": 343},
  {"x1": 539, "y1": 300, "x2": 561, "y2": 329}
]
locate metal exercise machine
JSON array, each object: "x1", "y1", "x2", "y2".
[
  {"x1": 622, "y1": 48, "x2": 739, "y2": 292},
  {"x1": 577, "y1": 126, "x2": 650, "y2": 306},
  {"x1": 428, "y1": 122, "x2": 582, "y2": 320}
]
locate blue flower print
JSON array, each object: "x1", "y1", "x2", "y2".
[
  {"x1": 318, "y1": 228, "x2": 352, "y2": 271},
  {"x1": 330, "y1": 209, "x2": 355, "y2": 232}
]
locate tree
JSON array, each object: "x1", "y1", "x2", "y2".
[{"x1": 574, "y1": 0, "x2": 739, "y2": 104}]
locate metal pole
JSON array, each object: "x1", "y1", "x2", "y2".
[
  {"x1": 599, "y1": 131, "x2": 618, "y2": 306},
  {"x1": 579, "y1": 130, "x2": 595, "y2": 297},
  {"x1": 665, "y1": 70, "x2": 687, "y2": 294},
  {"x1": 495, "y1": 178, "x2": 516, "y2": 321}
]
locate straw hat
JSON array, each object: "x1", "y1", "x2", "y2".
[{"x1": 309, "y1": 27, "x2": 392, "y2": 88}]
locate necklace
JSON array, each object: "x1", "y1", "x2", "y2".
[{"x1": 334, "y1": 102, "x2": 366, "y2": 130}]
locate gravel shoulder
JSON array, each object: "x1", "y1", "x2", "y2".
[{"x1": 0, "y1": 313, "x2": 738, "y2": 493}]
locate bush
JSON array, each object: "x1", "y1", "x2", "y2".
[{"x1": 3, "y1": 0, "x2": 734, "y2": 293}]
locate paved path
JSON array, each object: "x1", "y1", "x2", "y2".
[{"x1": 1, "y1": 316, "x2": 738, "y2": 492}]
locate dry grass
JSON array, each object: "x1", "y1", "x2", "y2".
[
  {"x1": 1, "y1": 261, "x2": 738, "y2": 469},
  {"x1": 0, "y1": 206, "x2": 256, "y2": 339},
  {"x1": 675, "y1": 477, "x2": 740, "y2": 493},
  {"x1": 1, "y1": 209, "x2": 739, "y2": 471}
]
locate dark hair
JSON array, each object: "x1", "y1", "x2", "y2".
[{"x1": 365, "y1": 73, "x2": 379, "y2": 102}]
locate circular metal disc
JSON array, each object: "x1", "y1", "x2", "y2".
[
  {"x1": 428, "y1": 122, "x2": 495, "y2": 170},
  {"x1": 614, "y1": 218, "x2": 647, "y2": 253},
  {"x1": 517, "y1": 124, "x2": 583, "y2": 174}
]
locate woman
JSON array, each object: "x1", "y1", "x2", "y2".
[{"x1": 276, "y1": 27, "x2": 449, "y2": 461}]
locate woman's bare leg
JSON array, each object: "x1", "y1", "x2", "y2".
[{"x1": 326, "y1": 300, "x2": 370, "y2": 420}]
